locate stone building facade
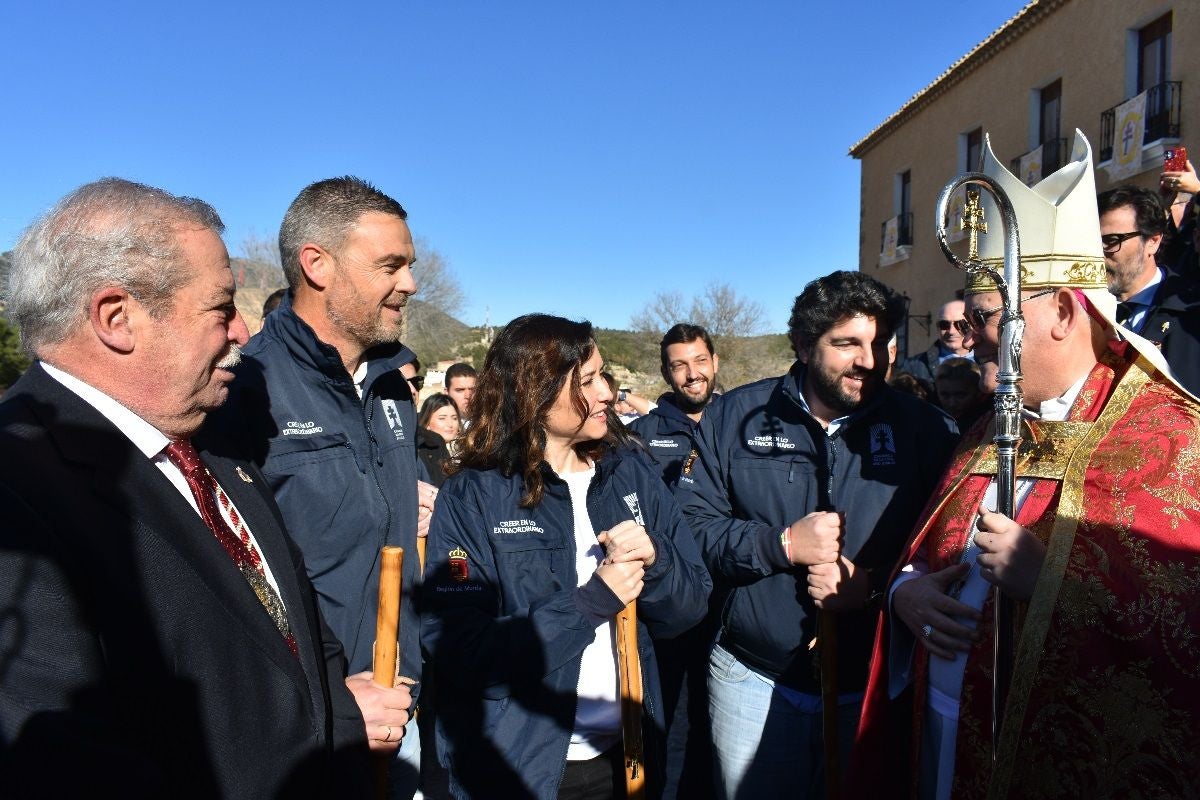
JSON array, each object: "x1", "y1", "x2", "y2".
[{"x1": 851, "y1": 0, "x2": 1195, "y2": 355}]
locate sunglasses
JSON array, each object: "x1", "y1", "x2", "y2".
[
  {"x1": 953, "y1": 288, "x2": 1057, "y2": 336},
  {"x1": 936, "y1": 320, "x2": 957, "y2": 331},
  {"x1": 408, "y1": 375, "x2": 425, "y2": 391},
  {"x1": 1100, "y1": 231, "x2": 1143, "y2": 255}
]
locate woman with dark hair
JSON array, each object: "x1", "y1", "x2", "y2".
[
  {"x1": 422, "y1": 313, "x2": 711, "y2": 799},
  {"x1": 416, "y1": 393, "x2": 460, "y2": 488}
]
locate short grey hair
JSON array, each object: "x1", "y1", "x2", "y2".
[
  {"x1": 6, "y1": 178, "x2": 225, "y2": 357},
  {"x1": 278, "y1": 176, "x2": 407, "y2": 289}
]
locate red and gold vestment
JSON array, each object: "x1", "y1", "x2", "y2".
[{"x1": 852, "y1": 348, "x2": 1200, "y2": 799}]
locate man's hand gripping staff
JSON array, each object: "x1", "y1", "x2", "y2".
[{"x1": 784, "y1": 509, "x2": 858, "y2": 799}]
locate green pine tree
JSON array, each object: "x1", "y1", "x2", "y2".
[{"x1": 0, "y1": 316, "x2": 31, "y2": 389}]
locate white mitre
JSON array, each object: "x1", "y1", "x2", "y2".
[{"x1": 967, "y1": 128, "x2": 1190, "y2": 399}]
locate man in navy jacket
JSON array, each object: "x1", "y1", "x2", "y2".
[
  {"x1": 630, "y1": 323, "x2": 722, "y2": 798},
  {"x1": 204, "y1": 177, "x2": 425, "y2": 796},
  {"x1": 630, "y1": 323, "x2": 720, "y2": 489},
  {"x1": 679, "y1": 271, "x2": 958, "y2": 799}
]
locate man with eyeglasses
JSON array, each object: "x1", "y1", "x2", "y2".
[
  {"x1": 1097, "y1": 185, "x2": 1200, "y2": 395},
  {"x1": 853, "y1": 131, "x2": 1200, "y2": 800},
  {"x1": 952, "y1": 287, "x2": 1056, "y2": 393},
  {"x1": 898, "y1": 299, "x2": 973, "y2": 394}
]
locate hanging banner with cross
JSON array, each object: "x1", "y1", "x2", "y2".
[
  {"x1": 1018, "y1": 144, "x2": 1043, "y2": 187},
  {"x1": 1110, "y1": 91, "x2": 1146, "y2": 180}
]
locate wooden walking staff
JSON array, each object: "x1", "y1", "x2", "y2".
[
  {"x1": 935, "y1": 177, "x2": 1025, "y2": 759},
  {"x1": 372, "y1": 545, "x2": 405, "y2": 800},
  {"x1": 818, "y1": 609, "x2": 839, "y2": 800},
  {"x1": 817, "y1": 490, "x2": 845, "y2": 799},
  {"x1": 611, "y1": 499, "x2": 649, "y2": 798},
  {"x1": 615, "y1": 599, "x2": 646, "y2": 799}
]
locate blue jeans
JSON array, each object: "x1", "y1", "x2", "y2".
[
  {"x1": 707, "y1": 643, "x2": 860, "y2": 800},
  {"x1": 389, "y1": 715, "x2": 422, "y2": 800}
]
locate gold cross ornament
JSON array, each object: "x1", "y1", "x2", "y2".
[{"x1": 961, "y1": 188, "x2": 988, "y2": 260}]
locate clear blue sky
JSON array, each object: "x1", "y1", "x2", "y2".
[{"x1": 0, "y1": 1, "x2": 1024, "y2": 331}]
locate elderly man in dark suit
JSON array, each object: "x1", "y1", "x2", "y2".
[{"x1": 0, "y1": 178, "x2": 410, "y2": 798}]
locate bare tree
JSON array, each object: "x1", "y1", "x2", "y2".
[
  {"x1": 238, "y1": 230, "x2": 281, "y2": 267},
  {"x1": 235, "y1": 231, "x2": 285, "y2": 291},
  {"x1": 630, "y1": 290, "x2": 688, "y2": 334},
  {"x1": 630, "y1": 282, "x2": 765, "y2": 338},
  {"x1": 411, "y1": 237, "x2": 466, "y2": 320},
  {"x1": 628, "y1": 282, "x2": 773, "y2": 391},
  {"x1": 404, "y1": 238, "x2": 469, "y2": 360},
  {"x1": 693, "y1": 282, "x2": 765, "y2": 338}
]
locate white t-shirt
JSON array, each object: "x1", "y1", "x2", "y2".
[{"x1": 559, "y1": 465, "x2": 622, "y2": 761}]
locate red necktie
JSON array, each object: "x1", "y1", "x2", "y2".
[{"x1": 165, "y1": 439, "x2": 298, "y2": 656}]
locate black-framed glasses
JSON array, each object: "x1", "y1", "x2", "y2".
[
  {"x1": 955, "y1": 287, "x2": 1057, "y2": 335},
  {"x1": 936, "y1": 320, "x2": 956, "y2": 331},
  {"x1": 1101, "y1": 231, "x2": 1143, "y2": 255},
  {"x1": 409, "y1": 375, "x2": 425, "y2": 391}
]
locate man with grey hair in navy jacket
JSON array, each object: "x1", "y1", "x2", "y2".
[{"x1": 205, "y1": 176, "x2": 428, "y2": 797}]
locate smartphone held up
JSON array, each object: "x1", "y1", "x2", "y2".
[{"x1": 1164, "y1": 146, "x2": 1188, "y2": 173}]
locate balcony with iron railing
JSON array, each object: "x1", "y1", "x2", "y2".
[
  {"x1": 1100, "y1": 80, "x2": 1182, "y2": 162},
  {"x1": 1009, "y1": 137, "x2": 1069, "y2": 181}
]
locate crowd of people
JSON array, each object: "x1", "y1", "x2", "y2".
[{"x1": 1, "y1": 129, "x2": 1199, "y2": 800}]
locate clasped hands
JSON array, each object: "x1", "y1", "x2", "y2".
[
  {"x1": 894, "y1": 502, "x2": 1046, "y2": 659},
  {"x1": 788, "y1": 511, "x2": 869, "y2": 611},
  {"x1": 595, "y1": 519, "x2": 657, "y2": 605}
]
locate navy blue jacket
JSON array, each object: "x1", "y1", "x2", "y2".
[
  {"x1": 422, "y1": 447, "x2": 712, "y2": 799},
  {"x1": 679, "y1": 363, "x2": 957, "y2": 693},
  {"x1": 203, "y1": 294, "x2": 422, "y2": 687},
  {"x1": 1140, "y1": 270, "x2": 1200, "y2": 397},
  {"x1": 628, "y1": 394, "x2": 714, "y2": 488}
]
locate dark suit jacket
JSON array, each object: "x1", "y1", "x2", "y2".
[
  {"x1": 0, "y1": 364, "x2": 370, "y2": 799},
  {"x1": 1141, "y1": 271, "x2": 1200, "y2": 397}
]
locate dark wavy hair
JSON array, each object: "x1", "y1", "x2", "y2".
[
  {"x1": 1097, "y1": 185, "x2": 1167, "y2": 237},
  {"x1": 659, "y1": 323, "x2": 715, "y2": 375},
  {"x1": 449, "y1": 313, "x2": 631, "y2": 507},
  {"x1": 787, "y1": 270, "x2": 905, "y2": 358},
  {"x1": 419, "y1": 393, "x2": 458, "y2": 430}
]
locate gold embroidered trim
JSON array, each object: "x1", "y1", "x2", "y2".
[
  {"x1": 971, "y1": 420, "x2": 1096, "y2": 479},
  {"x1": 967, "y1": 256, "x2": 1107, "y2": 292},
  {"x1": 987, "y1": 358, "x2": 1152, "y2": 800},
  {"x1": 908, "y1": 432, "x2": 994, "y2": 559}
]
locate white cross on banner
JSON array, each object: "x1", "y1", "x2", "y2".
[{"x1": 1110, "y1": 91, "x2": 1147, "y2": 180}]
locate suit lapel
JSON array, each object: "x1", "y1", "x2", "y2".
[
  {"x1": 22, "y1": 366, "x2": 312, "y2": 694},
  {"x1": 203, "y1": 451, "x2": 322, "y2": 696}
]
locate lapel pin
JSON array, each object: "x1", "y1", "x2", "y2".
[{"x1": 235, "y1": 466, "x2": 254, "y2": 483}]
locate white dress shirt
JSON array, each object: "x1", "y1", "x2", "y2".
[{"x1": 40, "y1": 361, "x2": 284, "y2": 597}]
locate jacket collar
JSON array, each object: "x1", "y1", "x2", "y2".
[
  {"x1": 537, "y1": 444, "x2": 623, "y2": 491},
  {"x1": 779, "y1": 361, "x2": 887, "y2": 435},
  {"x1": 263, "y1": 291, "x2": 412, "y2": 394},
  {"x1": 649, "y1": 393, "x2": 701, "y2": 431}
]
